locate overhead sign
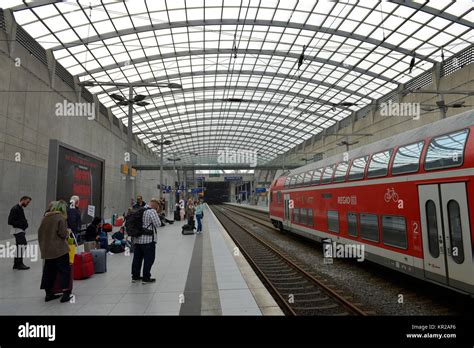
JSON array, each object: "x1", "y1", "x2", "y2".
[
  {"x1": 192, "y1": 188, "x2": 204, "y2": 193},
  {"x1": 255, "y1": 187, "x2": 267, "y2": 193},
  {"x1": 224, "y1": 176, "x2": 243, "y2": 181},
  {"x1": 196, "y1": 176, "x2": 205, "y2": 180}
]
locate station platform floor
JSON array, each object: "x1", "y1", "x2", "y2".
[
  {"x1": 224, "y1": 202, "x2": 269, "y2": 213},
  {"x1": 0, "y1": 205, "x2": 282, "y2": 316}
]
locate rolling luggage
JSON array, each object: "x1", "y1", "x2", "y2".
[
  {"x1": 174, "y1": 210, "x2": 180, "y2": 221},
  {"x1": 91, "y1": 249, "x2": 107, "y2": 273},
  {"x1": 73, "y1": 252, "x2": 94, "y2": 280},
  {"x1": 182, "y1": 224, "x2": 195, "y2": 235},
  {"x1": 52, "y1": 264, "x2": 73, "y2": 295}
]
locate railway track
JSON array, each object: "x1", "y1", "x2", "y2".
[{"x1": 211, "y1": 205, "x2": 368, "y2": 316}]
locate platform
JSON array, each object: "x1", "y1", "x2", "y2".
[
  {"x1": 0, "y1": 205, "x2": 282, "y2": 316},
  {"x1": 224, "y1": 202, "x2": 269, "y2": 213}
]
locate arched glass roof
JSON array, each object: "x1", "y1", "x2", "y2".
[{"x1": 4, "y1": 0, "x2": 473, "y2": 165}]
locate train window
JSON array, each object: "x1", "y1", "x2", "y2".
[
  {"x1": 447, "y1": 200, "x2": 464, "y2": 264},
  {"x1": 333, "y1": 162, "x2": 349, "y2": 183},
  {"x1": 425, "y1": 129, "x2": 469, "y2": 171},
  {"x1": 321, "y1": 165, "x2": 335, "y2": 184},
  {"x1": 303, "y1": 171, "x2": 312, "y2": 185},
  {"x1": 367, "y1": 150, "x2": 392, "y2": 178},
  {"x1": 300, "y1": 208, "x2": 307, "y2": 225},
  {"x1": 348, "y1": 156, "x2": 368, "y2": 181},
  {"x1": 327, "y1": 210, "x2": 339, "y2": 233},
  {"x1": 391, "y1": 141, "x2": 424, "y2": 175},
  {"x1": 284, "y1": 177, "x2": 291, "y2": 188},
  {"x1": 277, "y1": 191, "x2": 282, "y2": 204},
  {"x1": 382, "y1": 216, "x2": 407, "y2": 249},
  {"x1": 360, "y1": 213, "x2": 379, "y2": 242},
  {"x1": 308, "y1": 209, "x2": 314, "y2": 227},
  {"x1": 347, "y1": 212, "x2": 358, "y2": 237},
  {"x1": 310, "y1": 168, "x2": 323, "y2": 185},
  {"x1": 425, "y1": 200, "x2": 440, "y2": 258},
  {"x1": 293, "y1": 208, "x2": 299, "y2": 223}
]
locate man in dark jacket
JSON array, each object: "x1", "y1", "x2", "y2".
[
  {"x1": 8, "y1": 196, "x2": 32, "y2": 270},
  {"x1": 133, "y1": 195, "x2": 147, "y2": 209},
  {"x1": 67, "y1": 195, "x2": 82, "y2": 241}
]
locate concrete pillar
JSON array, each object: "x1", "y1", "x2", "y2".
[{"x1": 45, "y1": 49, "x2": 57, "y2": 89}]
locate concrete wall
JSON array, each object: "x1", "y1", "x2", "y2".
[{"x1": 0, "y1": 33, "x2": 176, "y2": 240}]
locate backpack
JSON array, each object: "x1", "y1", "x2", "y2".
[{"x1": 125, "y1": 207, "x2": 150, "y2": 237}]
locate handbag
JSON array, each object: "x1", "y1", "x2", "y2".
[{"x1": 67, "y1": 231, "x2": 79, "y2": 265}]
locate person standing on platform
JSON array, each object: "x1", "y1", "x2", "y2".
[
  {"x1": 195, "y1": 201, "x2": 204, "y2": 234},
  {"x1": 8, "y1": 196, "x2": 32, "y2": 270},
  {"x1": 133, "y1": 195, "x2": 147, "y2": 209},
  {"x1": 131, "y1": 198, "x2": 161, "y2": 284},
  {"x1": 67, "y1": 195, "x2": 82, "y2": 241},
  {"x1": 179, "y1": 198, "x2": 185, "y2": 221},
  {"x1": 186, "y1": 199, "x2": 195, "y2": 227},
  {"x1": 38, "y1": 200, "x2": 72, "y2": 303}
]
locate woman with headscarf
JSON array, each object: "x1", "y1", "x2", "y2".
[{"x1": 38, "y1": 200, "x2": 73, "y2": 303}]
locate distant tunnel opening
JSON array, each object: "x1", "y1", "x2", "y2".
[{"x1": 204, "y1": 182, "x2": 230, "y2": 204}]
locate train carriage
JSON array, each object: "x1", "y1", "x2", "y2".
[{"x1": 269, "y1": 110, "x2": 474, "y2": 295}]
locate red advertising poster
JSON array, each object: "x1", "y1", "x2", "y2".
[{"x1": 56, "y1": 145, "x2": 104, "y2": 226}]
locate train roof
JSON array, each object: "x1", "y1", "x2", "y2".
[{"x1": 286, "y1": 109, "x2": 474, "y2": 177}]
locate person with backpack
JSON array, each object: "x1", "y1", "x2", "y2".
[{"x1": 126, "y1": 198, "x2": 161, "y2": 284}]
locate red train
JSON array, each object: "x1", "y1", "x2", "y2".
[{"x1": 269, "y1": 110, "x2": 474, "y2": 295}]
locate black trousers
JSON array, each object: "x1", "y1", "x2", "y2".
[
  {"x1": 13, "y1": 232, "x2": 27, "y2": 266},
  {"x1": 40, "y1": 253, "x2": 71, "y2": 293},
  {"x1": 131, "y1": 242, "x2": 156, "y2": 280}
]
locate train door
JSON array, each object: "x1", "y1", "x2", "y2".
[
  {"x1": 418, "y1": 183, "x2": 473, "y2": 292},
  {"x1": 283, "y1": 193, "x2": 291, "y2": 229}
]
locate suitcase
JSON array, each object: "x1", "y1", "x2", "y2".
[
  {"x1": 182, "y1": 224, "x2": 195, "y2": 235},
  {"x1": 174, "y1": 211, "x2": 180, "y2": 221},
  {"x1": 91, "y1": 249, "x2": 107, "y2": 273},
  {"x1": 52, "y1": 264, "x2": 73, "y2": 295},
  {"x1": 73, "y1": 252, "x2": 94, "y2": 280}
]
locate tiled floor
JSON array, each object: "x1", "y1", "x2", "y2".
[{"x1": 0, "y1": 205, "x2": 282, "y2": 315}]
